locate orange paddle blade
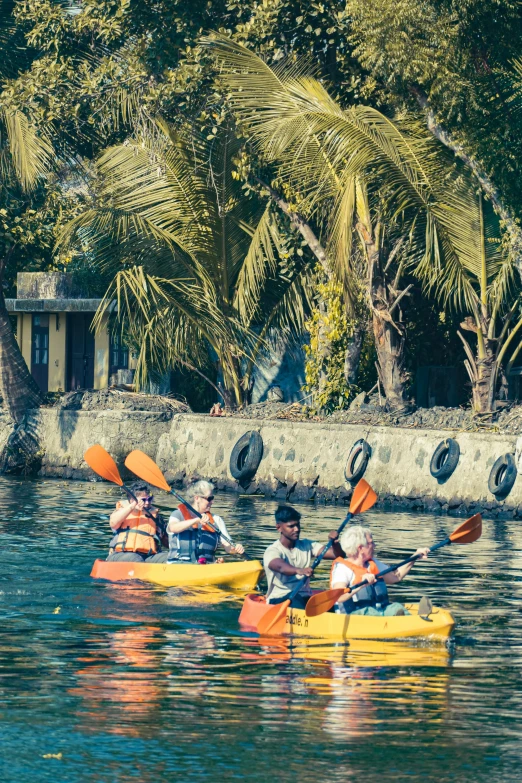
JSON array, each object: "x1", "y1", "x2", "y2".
[
  {"x1": 257, "y1": 600, "x2": 289, "y2": 636},
  {"x1": 305, "y1": 588, "x2": 347, "y2": 618},
  {"x1": 349, "y1": 479, "x2": 378, "y2": 515},
  {"x1": 449, "y1": 514, "x2": 482, "y2": 544},
  {"x1": 84, "y1": 444, "x2": 123, "y2": 486},
  {"x1": 125, "y1": 450, "x2": 171, "y2": 492}
]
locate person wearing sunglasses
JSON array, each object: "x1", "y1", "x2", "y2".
[
  {"x1": 106, "y1": 482, "x2": 168, "y2": 562},
  {"x1": 166, "y1": 480, "x2": 244, "y2": 564}
]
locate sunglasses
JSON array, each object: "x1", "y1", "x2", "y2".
[
  {"x1": 199, "y1": 495, "x2": 215, "y2": 502},
  {"x1": 139, "y1": 495, "x2": 154, "y2": 503}
]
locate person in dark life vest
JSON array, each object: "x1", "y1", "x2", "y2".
[
  {"x1": 107, "y1": 482, "x2": 168, "y2": 563},
  {"x1": 263, "y1": 505, "x2": 344, "y2": 610},
  {"x1": 330, "y1": 525, "x2": 429, "y2": 616},
  {"x1": 166, "y1": 480, "x2": 244, "y2": 563}
]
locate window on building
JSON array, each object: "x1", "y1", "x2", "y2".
[{"x1": 110, "y1": 332, "x2": 129, "y2": 376}]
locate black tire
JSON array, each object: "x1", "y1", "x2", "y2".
[
  {"x1": 229, "y1": 431, "x2": 264, "y2": 483},
  {"x1": 344, "y1": 439, "x2": 371, "y2": 483},
  {"x1": 430, "y1": 439, "x2": 460, "y2": 480},
  {"x1": 488, "y1": 453, "x2": 517, "y2": 497}
]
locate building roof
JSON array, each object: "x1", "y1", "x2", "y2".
[{"x1": 6, "y1": 298, "x2": 103, "y2": 313}]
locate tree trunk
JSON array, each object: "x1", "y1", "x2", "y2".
[
  {"x1": 372, "y1": 310, "x2": 408, "y2": 410},
  {"x1": 470, "y1": 357, "x2": 497, "y2": 413},
  {"x1": 0, "y1": 259, "x2": 43, "y2": 474},
  {"x1": 0, "y1": 275, "x2": 42, "y2": 423},
  {"x1": 358, "y1": 223, "x2": 409, "y2": 410},
  {"x1": 343, "y1": 325, "x2": 365, "y2": 385}
]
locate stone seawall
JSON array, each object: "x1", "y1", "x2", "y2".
[{"x1": 8, "y1": 408, "x2": 520, "y2": 519}]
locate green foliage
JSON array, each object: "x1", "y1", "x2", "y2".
[
  {"x1": 303, "y1": 278, "x2": 356, "y2": 413},
  {"x1": 344, "y1": 0, "x2": 522, "y2": 214}
]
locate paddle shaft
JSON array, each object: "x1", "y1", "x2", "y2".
[
  {"x1": 168, "y1": 487, "x2": 237, "y2": 549},
  {"x1": 275, "y1": 510, "x2": 355, "y2": 606},
  {"x1": 347, "y1": 537, "x2": 451, "y2": 593}
]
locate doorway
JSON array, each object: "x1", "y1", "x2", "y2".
[
  {"x1": 67, "y1": 314, "x2": 95, "y2": 390},
  {"x1": 31, "y1": 314, "x2": 49, "y2": 394}
]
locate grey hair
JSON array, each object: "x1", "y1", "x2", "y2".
[
  {"x1": 339, "y1": 525, "x2": 373, "y2": 557},
  {"x1": 186, "y1": 480, "x2": 215, "y2": 500}
]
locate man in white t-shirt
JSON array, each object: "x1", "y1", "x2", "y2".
[
  {"x1": 263, "y1": 505, "x2": 344, "y2": 610},
  {"x1": 331, "y1": 525, "x2": 429, "y2": 616}
]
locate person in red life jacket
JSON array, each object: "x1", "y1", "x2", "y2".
[
  {"x1": 263, "y1": 505, "x2": 344, "y2": 610},
  {"x1": 107, "y1": 482, "x2": 168, "y2": 562},
  {"x1": 330, "y1": 525, "x2": 429, "y2": 616},
  {"x1": 166, "y1": 480, "x2": 244, "y2": 564}
]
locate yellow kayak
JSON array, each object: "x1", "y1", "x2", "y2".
[
  {"x1": 91, "y1": 559, "x2": 263, "y2": 590},
  {"x1": 239, "y1": 594, "x2": 454, "y2": 641}
]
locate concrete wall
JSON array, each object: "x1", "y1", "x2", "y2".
[
  {"x1": 36, "y1": 409, "x2": 174, "y2": 479},
  {"x1": 48, "y1": 313, "x2": 66, "y2": 392},
  {"x1": 154, "y1": 416, "x2": 522, "y2": 511},
  {"x1": 7, "y1": 408, "x2": 519, "y2": 517}
]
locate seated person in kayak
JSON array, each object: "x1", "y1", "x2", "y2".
[
  {"x1": 167, "y1": 480, "x2": 244, "y2": 563},
  {"x1": 331, "y1": 525, "x2": 429, "y2": 617},
  {"x1": 107, "y1": 482, "x2": 168, "y2": 562},
  {"x1": 264, "y1": 505, "x2": 344, "y2": 610}
]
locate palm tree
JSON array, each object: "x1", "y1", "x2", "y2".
[
  {"x1": 418, "y1": 193, "x2": 522, "y2": 413},
  {"x1": 59, "y1": 119, "x2": 313, "y2": 407},
  {"x1": 201, "y1": 35, "x2": 481, "y2": 410},
  {"x1": 0, "y1": 1, "x2": 54, "y2": 424}
]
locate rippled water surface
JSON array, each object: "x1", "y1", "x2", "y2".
[{"x1": 1, "y1": 476, "x2": 521, "y2": 783}]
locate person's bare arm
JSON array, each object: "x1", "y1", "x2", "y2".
[
  {"x1": 332, "y1": 574, "x2": 376, "y2": 603},
  {"x1": 268, "y1": 558, "x2": 313, "y2": 578},
  {"x1": 167, "y1": 512, "x2": 213, "y2": 534},
  {"x1": 315, "y1": 530, "x2": 345, "y2": 560},
  {"x1": 383, "y1": 548, "x2": 430, "y2": 584},
  {"x1": 110, "y1": 500, "x2": 139, "y2": 530}
]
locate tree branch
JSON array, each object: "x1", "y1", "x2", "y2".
[
  {"x1": 411, "y1": 86, "x2": 522, "y2": 266},
  {"x1": 254, "y1": 177, "x2": 333, "y2": 279}
]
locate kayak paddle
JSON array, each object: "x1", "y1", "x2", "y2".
[
  {"x1": 305, "y1": 513, "x2": 483, "y2": 618},
  {"x1": 257, "y1": 478, "x2": 378, "y2": 636},
  {"x1": 124, "y1": 449, "x2": 239, "y2": 550},
  {"x1": 84, "y1": 444, "x2": 157, "y2": 522}
]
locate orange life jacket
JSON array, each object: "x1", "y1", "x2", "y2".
[
  {"x1": 330, "y1": 557, "x2": 389, "y2": 610},
  {"x1": 111, "y1": 501, "x2": 160, "y2": 555}
]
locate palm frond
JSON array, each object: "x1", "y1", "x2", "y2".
[{"x1": 1, "y1": 108, "x2": 54, "y2": 190}]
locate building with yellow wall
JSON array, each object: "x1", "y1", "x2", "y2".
[{"x1": 6, "y1": 273, "x2": 133, "y2": 393}]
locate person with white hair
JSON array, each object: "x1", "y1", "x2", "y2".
[
  {"x1": 166, "y1": 480, "x2": 245, "y2": 564},
  {"x1": 330, "y1": 525, "x2": 430, "y2": 616}
]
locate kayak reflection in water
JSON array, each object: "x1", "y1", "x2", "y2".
[
  {"x1": 107, "y1": 481, "x2": 168, "y2": 563},
  {"x1": 331, "y1": 526, "x2": 429, "y2": 616},
  {"x1": 166, "y1": 480, "x2": 245, "y2": 564},
  {"x1": 264, "y1": 505, "x2": 344, "y2": 610}
]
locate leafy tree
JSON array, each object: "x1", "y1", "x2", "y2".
[
  {"x1": 59, "y1": 119, "x2": 314, "y2": 407},
  {"x1": 203, "y1": 36, "x2": 482, "y2": 410}
]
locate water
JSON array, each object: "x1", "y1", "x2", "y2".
[{"x1": 0, "y1": 476, "x2": 520, "y2": 783}]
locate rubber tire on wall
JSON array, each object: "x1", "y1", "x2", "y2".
[
  {"x1": 344, "y1": 439, "x2": 371, "y2": 483},
  {"x1": 430, "y1": 439, "x2": 460, "y2": 481},
  {"x1": 229, "y1": 431, "x2": 264, "y2": 484},
  {"x1": 488, "y1": 453, "x2": 517, "y2": 497}
]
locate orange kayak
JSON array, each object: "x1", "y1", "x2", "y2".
[
  {"x1": 91, "y1": 559, "x2": 263, "y2": 590},
  {"x1": 239, "y1": 594, "x2": 454, "y2": 641}
]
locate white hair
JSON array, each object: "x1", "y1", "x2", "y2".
[
  {"x1": 339, "y1": 525, "x2": 373, "y2": 557},
  {"x1": 186, "y1": 480, "x2": 215, "y2": 500}
]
